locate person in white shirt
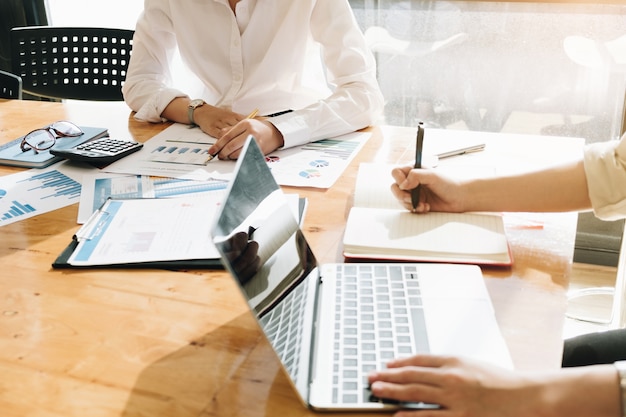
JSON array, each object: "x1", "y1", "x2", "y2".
[
  {"x1": 367, "y1": 135, "x2": 626, "y2": 416},
  {"x1": 122, "y1": 0, "x2": 384, "y2": 159}
]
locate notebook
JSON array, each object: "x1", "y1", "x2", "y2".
[
  {"x1": 211, "y1": 137, "x2": 513, "y2": 412},
  {"x1": 343, "y1": 163, "x2": 512, "y2": 266},
  {"x1": 0, "y1": 126, "x2": 108, "y2": 168}
]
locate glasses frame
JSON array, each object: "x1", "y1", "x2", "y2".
[{"x1": 20, "y1": 121, "x2": 84, "y2": 153}]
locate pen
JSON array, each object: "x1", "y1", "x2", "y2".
[
  {"x1": 437, "y1": 143, "x2": 485, "y2": 159},
  {"x1": 206, "y1": 108, "x2": 259, "y2": 163},
  {"x1": 411, "y1": 122, "x2": 424, "y2": 210}
]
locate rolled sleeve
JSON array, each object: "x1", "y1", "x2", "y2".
[
  {"x1": 584, "y1": 135, "x2": 626, "y2": 220},
  {"x1": 132, "y1": 87, "x2": 187, "y2": 123}
]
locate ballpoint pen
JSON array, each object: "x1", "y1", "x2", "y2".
[
  {"x1": 411, "y1": 122, "x2": 424, "y2": 210},
  {"x1": 205, "y1": 108, "x2": 259, "y2": 163},
  {"x1": 437, "y1": 143, "x2": 485, "y2": 159}
]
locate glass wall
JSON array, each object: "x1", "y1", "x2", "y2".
[
  {"x1": 46, "y1": 0, "x2": 626, "y2": 143},
  {"x1": 351, "y1": 1, "x2": 626, "y2": 144}
]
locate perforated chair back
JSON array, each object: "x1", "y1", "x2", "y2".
[
  {"x1": 10, "y1": 26, "x2": 134, "y2": 101},
  {"x1": 0, "y1": 69, "x2": 22, "y2": 99}
]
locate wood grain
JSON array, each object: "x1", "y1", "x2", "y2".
[{"x1": 0, "y1": 100, "x2": 579, "y2": 417}]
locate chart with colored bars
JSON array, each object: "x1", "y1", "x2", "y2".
[
  {"x1": 266, "y1": 132, "x2": 370, "y2": 188},
  {"x1": 0, "y1": 168, "x2": 82, "y2": 226},
  {"x1": 147, "y1": 144, "x2": 212, "y2": 165}
]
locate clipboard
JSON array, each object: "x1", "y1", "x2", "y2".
[
  {"x1": 52, "y1": 239, "x2": 222, "y2": 269},
  {"x1": 52, "y1": 196, "x2": 225, "y2": 270},
  {"x1": 52, "y1": 195, "x2": 308, "y2": 270}
]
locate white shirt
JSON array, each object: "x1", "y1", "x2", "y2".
[
  {"x1": 585, "y1": 134, "x2": 626, "y2": 220},
  {"x1": 122, "y1": 0, "x2": 384, "y2": 149}
]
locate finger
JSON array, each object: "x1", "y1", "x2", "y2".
[
  {"x1": 391, "y1": 166, "x2": 412, "y2": 185},
  {"x1": 235, "y1": 254, "x2": 261, "y2": 281},
  {"x1": 370, "y1": 366, "x2": 438, "y2": 385},
  {"x1": 240, "y1": 240, "x2": 260, "y2": 264},
  {"x1": 390, "y1": 184, "x2": 431, "y2": 214},
  {"x1": 387, "y1": 354, "x2": 453, "y2": 369},
  {"x1": 390, "y1": 183, "x2": 413, "y2": 210},
  {"x1": 369, "y1": 380, "x2": 443, "y2": 405},
  {"x1": 223, "y1": 231, "x2": 249, "y2": 260},
  {"x1": 399, "y1": 171, "x2": 421, "y2": 191},
  {"x1": 211, "y1": 130, "x2": 245, "y2": 160},
  {"x1": 394, "y1": 409, "x2": 443, "y2": 417}
]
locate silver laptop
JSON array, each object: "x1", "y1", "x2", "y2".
[{"x1": 212, "y1": 137, "x2": 513, "y2": 412}]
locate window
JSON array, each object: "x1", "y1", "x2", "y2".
[{"x1": 351, "y1": 0, "x2": 626, "y2": 143}]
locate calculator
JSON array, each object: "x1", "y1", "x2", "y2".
[{"x1": 50, "y1": 136, "x2": 144, "y2": 166}]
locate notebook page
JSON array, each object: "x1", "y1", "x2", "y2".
[{"x1": 344, "y1": 208, "x2": 508, "y2": 257}]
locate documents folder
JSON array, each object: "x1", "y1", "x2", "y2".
[
  {"x1": 52, "y1": 194, "x2": 307, "y2": 270},
  {"x1": 52, "y1": 196, "x2": 224, "y2": 270}
]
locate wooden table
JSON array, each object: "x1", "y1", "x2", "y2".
[{"x1": 0, "y1": 99, "x2": 580, "y2": 417}]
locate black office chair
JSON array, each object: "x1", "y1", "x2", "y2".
[
  {"x1": 10, "y1": 26, "x2": 134, "y2": 101},
  {"x1": 0, "y1": 69, "x2": 22, "y2": 99}
]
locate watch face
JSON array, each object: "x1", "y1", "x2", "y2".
[{"x1": 189, "y1": 99, "x2": 204, "y2": 109}]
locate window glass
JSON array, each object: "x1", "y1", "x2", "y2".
[{"x1": 352, "y1": 0, "x2": 626, "y2": 143}]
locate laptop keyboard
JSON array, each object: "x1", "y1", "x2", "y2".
[
  {"x1": 332, "y1": 264, "x2": 430, "y2": 404},
  {"x1": 258, "y1": 277, "x2": 309, "y2": 383}
]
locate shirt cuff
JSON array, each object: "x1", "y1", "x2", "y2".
[
  {"x1": 133, "y1": 88, "x2": 188, "y2": 123},
  {"x1": 269, "y1": 113, "x2": 312, "y2": 149}
]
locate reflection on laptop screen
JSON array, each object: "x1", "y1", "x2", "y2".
[{"x1": 212, "y1": 137, "x2": 318, "y2": 397}]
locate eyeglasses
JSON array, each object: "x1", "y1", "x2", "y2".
[{"x1": 20, "y1": 121, "x2": 84, "y2": 153}]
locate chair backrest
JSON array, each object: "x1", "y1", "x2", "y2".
[
  {"x1": 10, "y1": 26, "x2": 134, "y2": 101},
  {"x1": 0, "y1": 69, "x2": 22, "y2": 99}
]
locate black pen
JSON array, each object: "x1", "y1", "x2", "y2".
[{"x1": 411, "y1": 122, "x2": 424, "y2": 210}]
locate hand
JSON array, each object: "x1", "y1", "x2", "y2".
[
  {"x1": 194, "y1": 105, "x2": 245, "y2": 138},
  {"x1": 390, "y1": 165, "x2": 465, "y2": 213},
  {"x1": 218, "y1": 231, "x2": 261, "y2": 284},
  {"x1": 208, "y1": 118, "x2": 284, "y2": 160},
  {"x1": 368, "y1": 355, "x2": 540, "y2": 417}
]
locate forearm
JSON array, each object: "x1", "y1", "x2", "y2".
[
  {"x1": 534, "y1": 365, "x2": 620, "y2": 417},
  {"x1": 462, "y1": 159, "x2": 591, "y2": 213},
  {"x1": 161, "y1": 96, "x2": 192, "y2": 125}
]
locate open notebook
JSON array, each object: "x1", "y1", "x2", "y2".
[
  {"x1": 211, "y1": 137, "x2": 513, "y2": 412},
  {"x1": 343, "y1": 163, "x2": 512, "y2": 266}
]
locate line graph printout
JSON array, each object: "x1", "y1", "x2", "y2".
[
  {"x1": 0, "y1": 166, "x2": 82, "y2": 226},
  {"x1": 77, "y1": 173, "x2": 229, "y2": 223}
]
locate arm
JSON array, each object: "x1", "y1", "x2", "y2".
[
  {"x1": 391, "y1": 158, "x2": 591, "y2": 214},
  {"x1": 207, "y1": 0, "x2": 384, "y2": 159},
  {"x1": 368, "y1": 355, "x2": 621, "y2": 417},
  {"x1": 122, "y1": 2, "x2": 245, "y2": 136},
  {"x1": 268, "y1": 0, "x2": 384, "y2": 148}
]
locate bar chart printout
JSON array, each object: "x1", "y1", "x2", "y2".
[{"x1": 0, "y1": 168, "x2": 81, "y2": 226}]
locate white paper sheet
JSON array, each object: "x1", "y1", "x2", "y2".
[{"x1": 103, "y1": 123, "x2": 370, "y2": 188}]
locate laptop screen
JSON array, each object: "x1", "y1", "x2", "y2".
[
  {"x1": 212, "y1": 137, "x2": 318, "y2": 401},
  {"x1": 212, "y1": 137, "x2": 318, "y2": 316}
]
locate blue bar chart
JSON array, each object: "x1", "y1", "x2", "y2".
[{"x1": 0, "y1": 168, "x2": 82, "y2": 225}]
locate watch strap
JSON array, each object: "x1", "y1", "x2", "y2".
[
  {"x1": 187, "y1": 99, "x2": 204, "y2": 126},
  {"x1": 187, "y1": 105, "x2": 195, "y2": 125}
]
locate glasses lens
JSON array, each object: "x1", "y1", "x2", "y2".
[
  {"x1": 49, "y1": 121, "x2": 83, "y2": 138},
  {"x1": 22, "y1": 129, "x2": 56, "y2": 152}
]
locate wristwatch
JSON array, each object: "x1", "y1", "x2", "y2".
[
  {"x1": 615, "y1": 361, "x2": 626, "y2": 417},
  {"x1": 187, "y1": 99, "x2": 205, "y2": 126}
]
